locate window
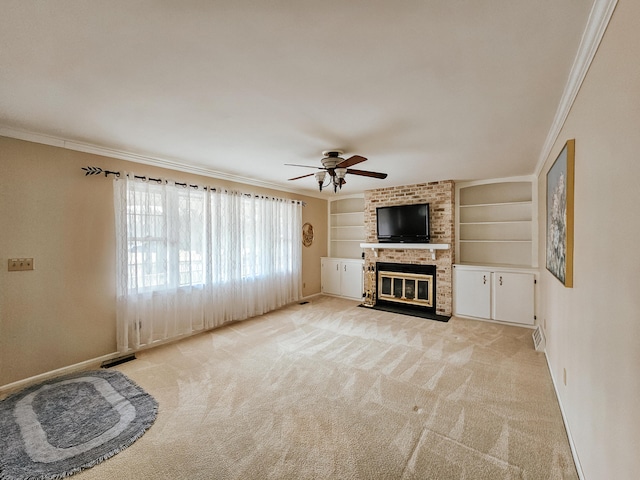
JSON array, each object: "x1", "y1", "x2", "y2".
[
  {"x1": 125, "y1": 182, "x2": 207, "y2": 291},
  {"x1": 114, "y1": 176, "x2": 302, "y2": 351}
]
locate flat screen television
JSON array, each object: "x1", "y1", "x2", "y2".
[{"x1": 376, "y1": 203, "x2": 430, "y2": 243}]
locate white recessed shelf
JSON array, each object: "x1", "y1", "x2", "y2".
[
  {"x1": 460, "y1": 240, "x2": 532, "y2": 243},
  {"x1": 459, "y1": 201, "x2": 531, "y2": 208},
  {"x1": 360, "y1": 242, "x2": 450, "y2": 260},
  {"x1": 329, "y1": 196, "x2": 366, "y2": 259},
  {"x1": 459, "y1": 221, "x2": 530, "y2": 225},
  {"x1": 456, "y1": 180, "x2": 536, "y2": 267}
]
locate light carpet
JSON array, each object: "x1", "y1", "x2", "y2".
[{"x1": 75, "y1": 296, "x2": 576, "y2": 479}]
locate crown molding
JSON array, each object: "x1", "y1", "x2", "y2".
[
  {"x1": 534, "y1": 0, "x2": 618, "y2": 177},
  {"x1": 0, "y1": 125, "x2": 327, "y2": 200}
]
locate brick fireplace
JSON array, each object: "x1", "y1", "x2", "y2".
[{"x1": 363, "y1": 181, "x2": 455, "y2": 317}]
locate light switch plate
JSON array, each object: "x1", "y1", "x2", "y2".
[{"x1": 8, "y1": 258, "x2": 34, "y2": 271}]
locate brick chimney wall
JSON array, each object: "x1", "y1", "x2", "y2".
[{"x1": 364, "y1": 181, "x2": 455, "y2": 316}]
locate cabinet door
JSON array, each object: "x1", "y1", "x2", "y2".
[
  {"x1": 340, "y1": 261, "x2": 363, "y2": 300},
  {"x1": 492, "y1": 272, "x2": 534, "y2": 325},
  {"x1": 454, "y1": 268, "x2": 491, "y2": 319},
  {"x1": 321, "y1": 258, "x2": 341, "y2": 295}
]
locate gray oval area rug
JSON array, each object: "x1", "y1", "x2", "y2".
[{"x1": 0, "y1": 369, "x2": 158, "y2": 480}]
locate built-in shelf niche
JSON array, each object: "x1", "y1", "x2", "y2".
[
  {"x1": 456, "y1": 179, "x2": 536, "y2": 267},
  {"x1": 329, "y1": 195, "x2": 365, "y2": 259}
]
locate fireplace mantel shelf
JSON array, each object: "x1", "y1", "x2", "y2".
[{"x1": 360, "y1": 242, "x2": 450, "y2": 260}]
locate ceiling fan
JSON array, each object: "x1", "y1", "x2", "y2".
[{"x1": 286, "y1": 151, "x2": 388, "y2": 193}]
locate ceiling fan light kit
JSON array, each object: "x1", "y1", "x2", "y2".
[
  {"x1": 315, "y1": 171, "x2": 327, "y2": 190},
  {"x1": 287, "y1": 150, "x2": 388, "y2": 193}
]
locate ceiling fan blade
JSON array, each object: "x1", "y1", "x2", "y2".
[
  {"x1": 284, "y1": 163, "x2": 324, "y2": 169},
  {"x1": 346, "y1": 168, "x2": 388, "y2": 179},
  {"x1": 336, "y1": 155, "x2": 367, "y2": 168},
  {"x1": 288, "y1": 173, "x2": 316, "y2": 181}
]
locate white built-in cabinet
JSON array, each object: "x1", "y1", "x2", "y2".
[
  {"x1": 321, "y1": 195, "x2": 365, "y2": 301},
  {"x1": 321, "y1": 257, "x2": 364, "y2": 300},
  {"x1": 453, "y1": 265, "x2": 535, "y2": 325},
  {"x1": 454, "y1": 178, "x2": 538, "y2": 325},
  {"x1": 454, "y1": 268, "x2": 491, "y2": 319}
]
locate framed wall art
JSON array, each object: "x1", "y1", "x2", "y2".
[{"x1": 546, "y1": 139, "x2": 575, "y2": 287}]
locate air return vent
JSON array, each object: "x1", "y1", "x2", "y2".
[
  {"x1": 101, "y1": 354, "x2": 136, "y2": 368},
  {"x1": 532, "y1": 326, "x2": 546, "y2": 351}
]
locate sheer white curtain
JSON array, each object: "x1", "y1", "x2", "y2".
[{"x1": 114, "y1": 175, "x2": 302, "y2": 352}]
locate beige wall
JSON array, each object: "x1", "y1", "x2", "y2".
[
  {"x1": 0, "y1": 136, "x2": 327, "y2": 386},
  {"x1": 300, "y1": 193, "x2": 327, "y2": 295},
  {"x1": 537, "y1": 1, "x2": 640, "y2": 477}
]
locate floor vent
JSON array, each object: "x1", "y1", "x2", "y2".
[
  {"x1": 101, "y1": 354, "x2": 136, "y2": 368},
  {"x1": 532, "y1": 326, "x2": 546, "y2": 351}
]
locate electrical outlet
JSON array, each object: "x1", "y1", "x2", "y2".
[{"x1": 8, "y1": 258, "x2": 34, "y2": 271}]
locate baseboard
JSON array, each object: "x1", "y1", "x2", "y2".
[
  {"x1": 0, "y1": 351, "x2": 121, "y2": 398},
  {"x1": 453, "y1": 313, "x2": 536, "y2": 329},
  {"x1": 298, "y1": 292, "x2": 323, "y2": 302},
  {"x1": 543, "y1": 350, "x2": 585, "y2": 480},
  {"x1": 317, "y1": 292, "x2": 363, "y2": 302}
]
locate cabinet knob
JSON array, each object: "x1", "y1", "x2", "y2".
[
  {"x1": 483, "y1": 275, "x2": 487, "y2": 284},
  {"x1": 499, "y1": 276, "x2": 503, "y2": 286}
]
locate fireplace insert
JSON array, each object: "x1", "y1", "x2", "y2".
[{"x1": 376, "y1": 262, "x2": 436, "y2": 314}]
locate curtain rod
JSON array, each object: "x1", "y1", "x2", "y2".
[{"x1": 81, "y1": 166, "x2": 305, "y2": 205}]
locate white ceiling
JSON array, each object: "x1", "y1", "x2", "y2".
[{"x1": 0, "y1": 1, "x2": 595, "y2": 196}]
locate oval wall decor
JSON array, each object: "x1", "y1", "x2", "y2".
[{"x1": 302, "y1": 223, "x2": 314, "y2": 247}]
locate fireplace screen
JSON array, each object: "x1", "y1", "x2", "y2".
[{"x1": 377, "y1": 271, "x2": 433, "y2": 307}]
